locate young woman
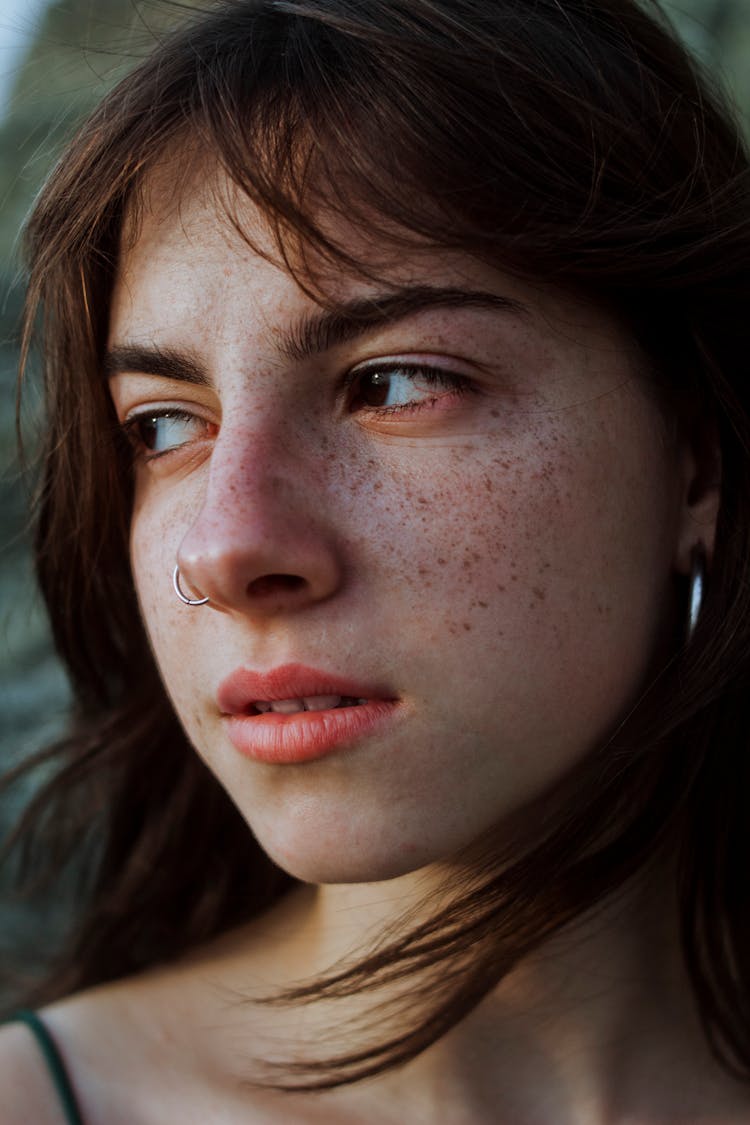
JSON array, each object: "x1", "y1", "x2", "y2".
[{"x1": 1, "y1": 0, "x2": 749, "y2": 1120}]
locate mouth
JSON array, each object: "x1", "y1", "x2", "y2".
[
  {"x1": 217, "y1": 664, "x2": 400, "y2": 764},
  {"x1": 248, "y1": 696, "x2": 368, "y2": 715},
  {"x1": 217, "y1": 663, "x2": 394, "y2": 716}
]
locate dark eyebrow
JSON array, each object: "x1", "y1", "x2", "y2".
[
  {"x1": 104, "y1": 286, "x2": 528, "y2": 383},
  {"x1": 103, "y1": 344, "x2": 210, "y2": 386},
  {"x1": 279, "y1": 285, "x2": 528, "y2": 363}
]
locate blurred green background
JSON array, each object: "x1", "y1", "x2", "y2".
[{"x1": 0, "y1": 0, "x2": 748, "y2": 984}]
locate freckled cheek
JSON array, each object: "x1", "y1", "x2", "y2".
[
  {"x1": 128, "y1": 503, "x2": 189, "y2": 674},
  {"x1": 344, "y1": 453, "x2": 556, "y2": 617},
  {"x1": 357, "y1": 442, "x2": 606, "y2": 651},
  {"x1": 128, "y1": 541, "x2": 207, "y2": 739}
]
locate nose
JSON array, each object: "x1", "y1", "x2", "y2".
[{"x1": 175, "y1": 427, "x2": 344, "y2": 617}]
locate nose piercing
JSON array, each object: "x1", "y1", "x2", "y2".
[{"x1": 173, "y1": 564, "x2": 210, "y2": 606}]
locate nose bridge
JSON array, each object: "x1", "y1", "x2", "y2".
[
  {"x1": 177, "y1": 408, "x2": 342, "y2": 614},
  {"x1": 205, "y1": 413, "x2": 305, "y2": 520}
]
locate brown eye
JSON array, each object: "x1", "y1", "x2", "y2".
[
  {"x1": 134, "y1": 414, "x2": 163, "y2": 450},
  {"x1": 355, "y1": 371, "x2": 393, "y2": 408},
  {"x1": 348, "y1": 364, "x2": 469, "y2": 413},
  {"x1": 123, "y1": 409, "x2": 210, "y2": 457}
]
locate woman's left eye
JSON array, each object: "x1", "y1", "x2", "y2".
[{"x1": 346, "y1": 363, "x2": 471, "y2": 414}]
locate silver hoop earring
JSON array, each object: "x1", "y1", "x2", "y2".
[
  {"x1": 173, "y1": 564, "x2": 209, "y2": 606},
  {"x1": 687, "y1": 543, "x2": 706, "y2": 641}
]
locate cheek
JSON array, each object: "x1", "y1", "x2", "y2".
[
  {"x1": 349, "y1": 402, "x2": 678, "y2": 715},
  {"x1": 129, "y1": 498, "x2": 197, "y2": 704},
  {"x1": 343, "y1": 432, "x2": 574, "y2": 627}
]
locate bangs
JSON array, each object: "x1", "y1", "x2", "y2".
[
  {"x1": 115, "y1": 0, "x2": 635, "y2": 297},
  {"x1": 123, "y1": 8, "x2": 513, "y2": 292},
  {"x1": 29, "y1": 0, "x2": 745, "y2": 314}
]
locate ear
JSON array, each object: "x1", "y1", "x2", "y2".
[{"x1": 673, "y1": 415, "x2": 721, "y2": 575}]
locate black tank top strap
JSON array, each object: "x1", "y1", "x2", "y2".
[{"x1": 3, "y1": 1009, "x2": 85, "y2": 1125}]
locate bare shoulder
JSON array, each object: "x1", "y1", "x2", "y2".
[
  {"x1": 0, "y1": 1019, "x2": 65, "y2": 1124},
  {"x1": 0, "y1": 982, "x2": 161, "y2": 1125}
]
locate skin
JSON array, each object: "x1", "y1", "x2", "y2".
[
  {"x1": 107, "y1": 171, "x2": 703, "y2": 888},
  {"x1": 1, "y1": 166, "x2": 739, "y2": 1124}
]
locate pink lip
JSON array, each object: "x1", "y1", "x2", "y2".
[{"x1": 217, "y1": 662, "x2": 400, "y2": 764}]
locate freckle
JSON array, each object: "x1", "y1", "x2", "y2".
[
  {"x1": 497, "y1": 584, "x2": 506, "y2": 592},
  {"x1": 373, "y1": 481, "x2": 382, "y2": 491},
  {"x1": 478, "y1": 600, "x2": 488, "y2": 608},
  {"x1": 417, "y1": 497, "x2": 428, "y2": 505},
  {"x1": 418, "y1": 567, "x2": 429, "y2": 577},
  {"x1": 532, "y1": 587, "x2": 546, "y2": 601},
  {"x1": 437, "y1": 558, "x2": 447, "y2": 566},
  {"x1": 463, "y1": 623, "x2": 472, "y2": 631},
  {"x1": 490, "y1": 409, "x2": 500, "y2": 418}
]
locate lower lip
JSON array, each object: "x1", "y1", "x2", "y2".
[{"x1": 222, "y1": 700, "x2": 399, "y2": 764}]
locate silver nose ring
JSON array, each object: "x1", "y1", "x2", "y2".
[{"x1": 173, "y1": 564, "x2": 210, "y2": 606}]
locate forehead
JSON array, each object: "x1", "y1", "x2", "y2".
[{"x1": 110, "y1": 161, "x2": 635, "y2": 370}]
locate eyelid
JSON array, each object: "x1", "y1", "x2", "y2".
[
  {"x1": 123, "y1": 404, "x2": 200, "y2": 426},
  {"x1": 126, "y1": 404, "x2": 178, "y2": 423},
  {"x1": 346, "y1": 353, "x2": 473, "y2": 378},
  {"x1": 120, "y1": 394, "x2": 217, "y2": 423},
  {"x1": 108, "y1": 372, "x2": 219, "y2": 423}
]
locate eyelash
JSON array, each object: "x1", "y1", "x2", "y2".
[{"x1": 120, "y1": 363, "x2": 473, "y2": 462}]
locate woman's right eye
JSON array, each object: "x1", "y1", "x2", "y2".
[{"x1": 122, "y1": 409, "x2": 213, "y2": 459}]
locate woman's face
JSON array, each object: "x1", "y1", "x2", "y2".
[{"x1": 108, "y1": 169, "x2": 707, "y2": 883}]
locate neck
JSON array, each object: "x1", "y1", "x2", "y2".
[{"x1": 157, "y1": 848, "x2": 748, "y2": 1123}]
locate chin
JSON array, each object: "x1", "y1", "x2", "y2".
[{"x1": 252, "y1": 822, "x2": 444, "y2": 886}]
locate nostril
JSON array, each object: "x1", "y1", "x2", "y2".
[{"x1": 246, "y1": 573, "x2": 307, "y2": 598}]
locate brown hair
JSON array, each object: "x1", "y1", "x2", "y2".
[{"x1": 3, "y1": 0, "x2": 750, "y2": 1089}]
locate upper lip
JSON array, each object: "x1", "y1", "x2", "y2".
[{"x1": 217, "y1": 662, "x2": 395, "y2": 715}]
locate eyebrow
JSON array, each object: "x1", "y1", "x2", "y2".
[
  {"x1": 104, "y1": 285, "x2": 528, "y2": 385},
  {"x1": 279, "y1": 285, "x2": 528, "y2": 363},
  {"x1": 103, "y1": 343, "x2": 210, "y2": 386}
]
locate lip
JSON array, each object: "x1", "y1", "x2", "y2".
[{"x1": 217, "y1": 662, "x2": 400, "y2": 764}]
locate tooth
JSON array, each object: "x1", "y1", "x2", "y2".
[
  {"x1": 269, "y1": 698, "x2": 305, "y2": 714},
  {"x1": 254, "y1": 701, "x2": 273, "y2": 713},
  {"x1": 303, "y1": 695, "x2": 342, "y2": 711}
]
